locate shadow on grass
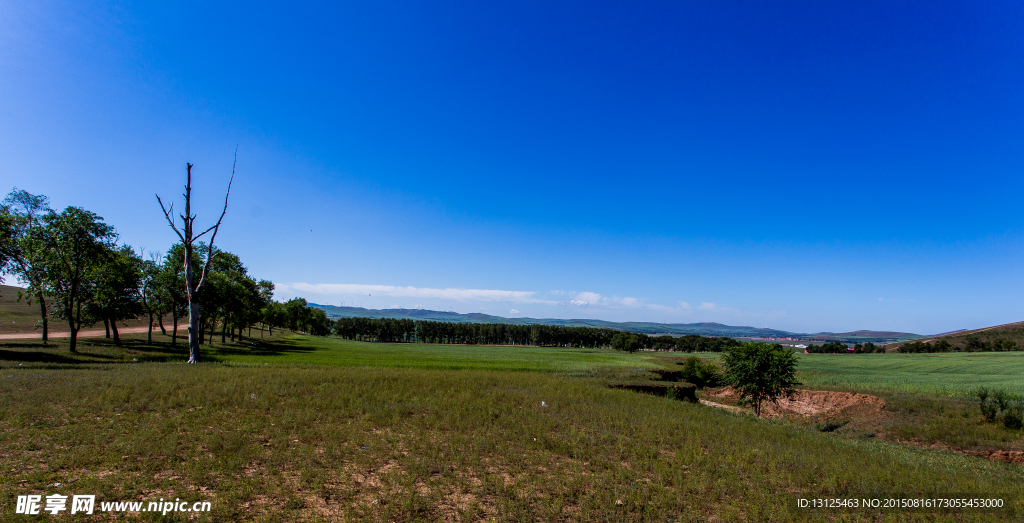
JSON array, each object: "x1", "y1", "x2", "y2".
[
  {"x1": 0, "y1": 349, "x2": 83, "y2": 364},
  {"x1": 0, "y1": 333, "x2": 316, "y2": 366},
  {"x1": 207, "y1": 337, "x2": 318, "y2": 359}
]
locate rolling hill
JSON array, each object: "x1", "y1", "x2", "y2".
[{"x1": 894, "y1": 320, "x2": 1024, "y2": 349}]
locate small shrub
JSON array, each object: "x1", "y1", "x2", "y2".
[
  {"x1": 978, "y1": 387, "x2": 999, "y2": 422},
  {"x1": 678, "y1": 356, "x2": 722, "y2": 389},
  {"x1": 977, "y1": 387, "x2": 1023, "y2": 429},
  {"x1": 1003, "y1": 408, "x2": 1023, "y2": 430}
]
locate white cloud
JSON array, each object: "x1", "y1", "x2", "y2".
[
  {"x1": 283, "y1": 283, "x2": 549, "y2": 304},
  {"x1": 281, "y1": 283, "x2": 756, "y2": 321},
  {"x1": 698, "y1": 302, "x2": 739, "y2": 314},
  {"x1": 560, "y1": 291, "x2": 604, "y2": 307},
  {"x1": 617, "y1": 297, "x2": 641, "y2": 307}
]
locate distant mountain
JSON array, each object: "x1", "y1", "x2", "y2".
[{"x1": 308, "y1": 304, "x2": 922, "y2": 343}]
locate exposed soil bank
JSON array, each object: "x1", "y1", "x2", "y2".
[{"x1": 707, "y1": 387, "x2": 886, "y2": 418}]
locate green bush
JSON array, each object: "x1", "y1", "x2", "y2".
[
  {"x1": 978, "y1": 387, "x2": 999, "y2": 422},
  {"x1": 1004, "y1": 406, "x2": 1024, "y2": 430},
  {"x1": 977, "y1": 387, "x2": 1023, "y2": 429},
  {"x1": 678, "y1": 356, "x2": 722, "y2": 389}
]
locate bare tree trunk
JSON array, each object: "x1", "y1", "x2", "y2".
[
  {"x1": 221, "y1": 321, "x2": 226, "y2": 344},
  {"x1": 187, "y1": 301, "x2": 200, "y2": 362},
  {"x1": 172, "y1": 312, "x2": 178, "y2": 347},
  {"x1": 158, "y1": 157, "x2": 235, "y2": 365},
  {"x1": 103, "y1": 317, "x2": 110, "y2": 338},
  {"x1": 147, "y1": 310, "x2": 153, "y2": 344},
  {"x1": 68, "y1": 320, "x2": 79, "y2": 353},
  {"x1": 38, "y1": 295, "x2": 48, "y2": 345},
  {"x1": 111, "y1": 321, "x2": 122, "y2": 347},
  {"x1": 67, "y1": 301, "x2": 79, "y2": 353},
  {"x1": 158, "y1": 314, "x2": 166, "y2": 335}
]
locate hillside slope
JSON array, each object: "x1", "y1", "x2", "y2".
[{"x1": 896, "y1": 320, "x2": 1024, "y2": 350}]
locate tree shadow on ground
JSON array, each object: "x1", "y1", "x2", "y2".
[
  {"x1": 207, "y1": 337, "x2": 318, "y2": 358},
  {"x1": 0, "y1": 333, "x2": 318, "y2": 365},
  {"x1": 0, "y1": 349, "x2": 83, "y2": 364}
]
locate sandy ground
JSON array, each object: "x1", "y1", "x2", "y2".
[
  {"x1": 0, "y1": 326, "x2": 154, "y2": 340},
  {"x1": 706, "y1": 387, "x2": 886, "y2": 418}
]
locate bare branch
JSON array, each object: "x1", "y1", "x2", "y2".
[
  {"x1": 195, "y1": 147, "x2": 237, "y2": 291},
  {"x1": 192, "y1": 222, "x2": 218, "y2": 240},
  {"x1": 156, "y1": 195, "x2": 186, "y2": 242},
  {"x1": 197, "y1": 148, "x2": 236, "y2": 249}
]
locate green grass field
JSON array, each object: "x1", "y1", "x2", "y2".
[
  {"x1": 2, "y1": 333, "x2": 1023, "y2": 521},
  {"x1": 794, "y1": 352, "x2": 1024, "y2": 397},
  {"x1": 209, "y1": 334, "x2": 668, "y2": 373}
]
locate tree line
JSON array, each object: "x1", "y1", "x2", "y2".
[
  {"x1": 896, "y1": 338, "x2": 1019, "y2": 353},
  {"x1": 804, "y1": 341, "x2": 884, "y2": 354},
  {"x1": 0, "y1": 188, "x2": 330, "y2": 353},
  {"x1": 329, "y1": 316, "x2": 744, "y2": 351}
]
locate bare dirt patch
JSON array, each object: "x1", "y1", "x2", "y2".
[{"x1": 706, "y1": 387, "x2": 886, "y2": 419}]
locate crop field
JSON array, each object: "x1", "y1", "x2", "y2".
[
  {"x1": 794, "y1": 352, "x2": 1024, "y2": 398},
  {"x1": 2, "y1": 333, "x2": 1023, "y2": 521}
]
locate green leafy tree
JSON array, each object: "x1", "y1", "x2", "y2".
[
  {"x1": 611, "y1": 332, "x2": 647, "y2": 353},
  {"x1": 30, "y1": 207, "x2": 116, "y2": 353},
  {"x1": 259, "y1": 301, "x2": 284, "y2": 336},
  {"x1": 0, "y1": 189, "x2": 53, "y2": 342},
  {"x1": 156, "y1": 244, "x2": 193, "y2": 347},
  {"x1": 89, "y1": 245, "x2": 144, "y2": 347},
  {"x1": 284, "y1": 298, "x2": 309, "y2": 332},
  {"x1": 139, "y1": 253, "x2": 163, "y2": 344},
  {"x1": 722, "y1": 342, "x2": 800, "y2": 417}
]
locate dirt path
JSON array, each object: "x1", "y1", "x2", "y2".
[{"x1": 0, "y1": 326, "x2": 154, "y2": 340}]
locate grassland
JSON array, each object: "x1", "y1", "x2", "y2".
[
  {"x1": 795, "y1": 352, "x2": 1024, "y2": 398},
  {"x1": 2, "y1": 333, "x2": 1023, "y2": 521},
  {"x1": 211, "y1": 335, "x2": 667, "y2": 373},
  {"x1": 0, "y1": 285, "x2": 43, "y2": 335}
]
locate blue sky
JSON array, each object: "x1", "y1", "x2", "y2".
[{"x1": 2, "y1": 1, "x2": 1023, "y2": 334}]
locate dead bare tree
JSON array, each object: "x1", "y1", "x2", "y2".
[{"x1": 156, "y1": 155, "x2": 236, "y2": 363}]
